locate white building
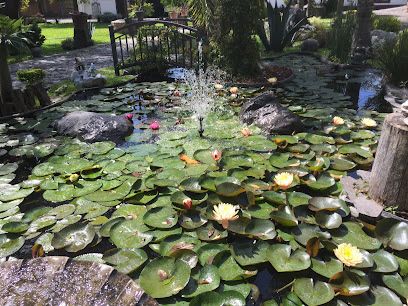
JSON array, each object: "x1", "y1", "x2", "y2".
[{"x1": 78, "y1": 0, "x2": 122, "y2": 17}]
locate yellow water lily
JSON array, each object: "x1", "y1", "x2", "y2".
[
  {"x1": 274, "y1": 172, "x2": 293, "y2": 190},
  {"x1": 212, "y1": 203, "x2": 239, "y2": 229},
  {"x1": 267, "y1": 77, "x2": 277, "y2": 84},
  {"x1": 214, "y1": 83, "x2": 224, "y2": 90},
  {"x1": 333, "y1": 116, "x2": 345, "y2": 125},
  {"x1": 361, "y1": 118, "x2": 377, "y2": 127},
  {"x1": 334, "y1": 243, "x2": 363, "y2": 267}
]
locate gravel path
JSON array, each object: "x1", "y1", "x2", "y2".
[{"x1": 9, "y1": 42, "x2": 115, "y2": 88}]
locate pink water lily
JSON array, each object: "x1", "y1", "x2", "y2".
[
  {"x1": 212, "y1": 150, "x2": 222, "y2": 161},
  {"x1": 150, "y1": 122, "x2": 159, "y2": 130},
  {"x1": 125, "y1": 113, "x2": 133, "y2": 121},
  {"x1": 174, "y1": 90, "x2": 181, "y2": 96}
]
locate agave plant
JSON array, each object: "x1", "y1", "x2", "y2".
[{"x1": 258, "y1": 0, "x2": 307, "y2": 52}]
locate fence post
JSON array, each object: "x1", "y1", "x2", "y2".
[{"x1": 109, "y1": 25, "x2": 120, "y2": 76}]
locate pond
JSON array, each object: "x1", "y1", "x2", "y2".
[{"x1": 1, "y1": 54, "x2": 407, "y2": 305}]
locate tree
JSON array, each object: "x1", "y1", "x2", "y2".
[
  {"x1": 336, "y1": 0, "x2": 343, "y2": 15},
  {"x1": 187, "y1": 0, "x2": 216, "y2": 28},
  {"x1": 0, "y1": 15, "x2": 28, "y2": 105}
]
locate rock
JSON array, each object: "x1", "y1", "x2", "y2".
[
  {"x1": 353, "y1": 195, "x2": 383, "y2": 218},
  {"x1": 301, "y1": 38, "x2": 319, "y2": 52},
  {"x1": 51, "y1": 111, "x2": 133, "y2": 143},
  {"x1": 82, "y1": 75, "x2": 107, "y2": 88},
  {"x1": 239, "y1": 91, "x2": 304, "y2": 135}
]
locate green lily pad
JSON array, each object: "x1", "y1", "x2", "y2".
[
  {"x1": 212, "y1": 250, "x2": 257, "y2": 281},
  {"x1": 266, "y1": 244, "x2": 311, "y2": 272},
  {"x1": 0, "y1": 187, "x2": 33, "y2": 202},
  {"x1": 110, "y1": 220, "x2": 153, "y2": 248},
  {"x1": 51, "y1": 223, "x2": 95, "y2": 252},
  {"x1": 197, "y1": 243, "x2": 229, "y2": 266},
  {"x1": 311, "y1": 256, "x2": 343, "y2": 278},
  {"x1": 2, "y1": 221, "x2": 29, "y2": 233},
  {"x1": 382, "y1": 273, "x2": 408, "y2": 299},
  {"x1": 375, "y1": 218, "x2": 408, "y2": 251},
  {"x1": 292, "y1": 224, "x2": 331, "y2": 246},
  {"x1": 179, "y1": 210, "x2": 208, "y2": 230},
  {"x1": 329, "y1": 271, "x2": 370, "y2": 296},
  {"x1": 315, "y1": 210, "x2": 343, "y2": 229},
  {"x1": 372, "y1": 249, "x2": 399, "y2": 273},
  {"x1": 331, "y1": 222, "x2": 381, "y2": 250},
  {"x1": 181, "y1": 264, "x2": 221, "y2": 298},
  {"x1": 270, "y1": 211, "x2": 298, "y2": 227},
  {"x1": 294, "y1": 278, "x2": 335, "y2": 305},
  {"x1": 84, "y1": 180, "x2": 133, "y2": 202},
  {"x1": 338, "y1": 144, "x2": 372, "y2": 158},
  {"x1": 307, "y1": 172, "x2": 336, "y2": 190},
  {"x1": 139, "y1": 256, "x2": 191, "y2": 298},
  {"x1": 245, "y1": 219, "x2": 276, "y2": 240},
  {"x1": 180, "y1": 177, "x2": 206, "y2": 193},
  {"x1": 143, "y1": 207, "x2": 178, "y2": 229},
  {"x1": 216, "y1": 182, "x2": 246, "y2": 197},
  {"x1": 0, "y1": 163, "x2": 18, "y2": 176},
  {"x1": 43, "y1": 184, "x2": 75, "y2": 202},
  {"x1": 0, "y1": 235, "x2": 25, "y2": 257},
  {"x1": 308, "y1": 197, "x2": 344, "y2": 211},
  {"x1": 330, "y1": 156, "x2": 357, "y2": 171},
  {"x1": 102, "y1": 248, "x2": 148, "y2": 274},
  {"x1": 230, "y1": 238, "x2": 269, "y2": 266},
  {"x1": 288, "y1": 191, "x2": 312, "y2": 207}
]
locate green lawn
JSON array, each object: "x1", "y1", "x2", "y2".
[{"x1": 8, "y1": 22, "x2": 111, "y2": 64}]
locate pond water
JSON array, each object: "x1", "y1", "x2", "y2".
[{"x1": 1, "y1": 54, "x2": 406, "y2": 305}]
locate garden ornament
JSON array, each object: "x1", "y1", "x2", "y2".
[{"x1": 88, "y1": 63, "x2": 95, "y2": 77}]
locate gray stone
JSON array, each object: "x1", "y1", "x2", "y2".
[
  {"x1": 51, "y1": 111, "x2": 133, "y2": 143},
  {"x1": 301, "y1": 38, "x2": 319, "y2": 52},
  {"x1": 353, "y1": 195, "x2": 383, "y2": 218},
  {"x1": 82, "y1": 75, "x2": 107, "y2": 88},
  {"x1": 239, "y1": 92, "x2": 304, "y2": 135}
]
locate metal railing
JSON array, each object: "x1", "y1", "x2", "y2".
[{"x1": 109, "y1": 18, "x2": 205, "y2": 76}]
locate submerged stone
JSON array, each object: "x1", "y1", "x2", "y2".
[
  {"x1": 51, "y1": 111, "x2": 133, "y2": 142},
  {"x1": 239, "y1": 91, "x2": 304, "y2": 135}
]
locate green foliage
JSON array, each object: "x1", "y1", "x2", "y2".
[
  {"x1": 0, "y1": 15, "x2": 30, "y2": 54},
  {"x1": 16, "y1": 68, "x2": 46, "y2": 85},
  {"x1": 60, "y1": 37, "x2": 75, "y2": 50},
  {"x1": 187, "y1": 0, "x2": 216, "y2": 27},
  {"x1": 372, "y1": 15, "x2": 401, "y2": 34},
  {"x1": 376, "y1": 30, "x2": 408, "y2": 86},
  {"x1": 258, "y1": 0, "x2": 308, "y2": 52},
  {"x1": 24, "y1": 22, "x2": 45, "y2": 47},
  {"x1": 128, "y1": 3, "x2": 154, "y2": 17},
  {"x1": 327, "y1": 11, "x2": 355, "y2": 63},
  {"x1": 211, "y1": 0, "x2": 264, "y2": 76}
]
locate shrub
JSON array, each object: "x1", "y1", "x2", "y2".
[
  {"x1": 376, "y1": 30, "x2": 408, "y2": 86},
  {"x1": 372, "y1": 15, "x2": 401, "y2": 33},
  {"x1": 327, "y1": 11, "x2": 355, "y2": 63},
  {"x1": 16, "y1": 69, "x2": 46, "y2": 85},
  {"x1": 61, "y1": 38, "x2": 75, "y2": 50},
  {"x1": 24, "y1": 22, "x2": 46, "y2": 48},
  {"x1": 211, "y1": 0, "x2": 264, "y2": 76},
  {"x1": 97, "y1": 12, "x2": 122, "y2": 23},
  {"x1": 309, "y1": 17, "x2": 328, "y2": 48}
]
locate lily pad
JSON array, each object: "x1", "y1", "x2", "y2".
[
  {"x1": 143, "y1": 207, "x2": 178, "y2": 229},
  {"x1": 311, "y1": 256, "x2": 343, "y2": 278},
  {"x1": 375, "y1": 218, "x2": 408, "y2": 251},
  {"x1": 110, "y1": 220, "x2": 153, "y2": 248},
  {"x1": 230, "y1": 238, "x2": 269, "y2": 266},
  {"x1": 181, "y1": 264, "x2": 221, "y2": 298},
  {"x1": 266, "y1": 244, "x2": 311, "y2": 272},
  {"x1": 294, "y1": 278, "x2": 335, "y2": 305},
  {"x1": 331, "y1": 222, "x2": 381, "y2": 250},
  {"x1": 102, "y1": 248, "x2": 148, "y2": 274},
  {"x1": 51, "y1": 223, "x2": 95, "y2": 252},
  {"x1": 329, "y1": 271, "x2": 370, "y2": 296},
  {"x1": 139, "y1": 256, "x2": 191, "y2": 298}
]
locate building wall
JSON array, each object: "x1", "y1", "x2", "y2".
[
  {"x1": 79, "y1": 0, "x2": 120, "y2": 17},
  {"x1": 21, "y1": 0, "x2": 75, "y2": 17}
]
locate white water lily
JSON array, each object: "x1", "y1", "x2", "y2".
[{"x1": 212, "y1": 203, "x2": 239, "y2": 229}]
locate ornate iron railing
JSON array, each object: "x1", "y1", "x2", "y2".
[{"x1": 109, "y1": 19, "x2": 205, "y2": 76}]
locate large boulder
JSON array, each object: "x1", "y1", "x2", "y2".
[
  {"x1": 239, "y1": 92, "x2": 304, "y2": 135},
  {"x1": 51, "y1": 111, "x2": 133, "y2": 142}
]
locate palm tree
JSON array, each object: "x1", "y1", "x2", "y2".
[
  {"x1": 187, "y1": 0, "x2": 216, "y2": 28},
  {"x1": 0, "y1": 15, "x2": 29, "y2": 106}
]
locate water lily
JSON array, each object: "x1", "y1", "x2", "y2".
[
  {"x1": 267, "y1": 77, "x2": 277, "y2": 84},
  {"x1": 212, "y1": 150, "x2": 222, "y2": 161},
  {"x1": 241, "y1": 128, "x2": 250, "y2": 137},
  {"x1": 274, "y1": 172, "x2": 293, "y2": 190},
  {"x1": 230, "y1": 87, "x2": 238, "y2": 94},
  {"x1": 214, "y1": 83, "x2": 223, "y2": 90},
  {"x1": 173, "y1": 90, "x2": 181, "y2": 96},
  {"x1": 183, "y1": 198, "x2": 192, "y2": 210},
  {"x1": 69, "y1": 174, "x2": 79, "y2": 183},
  {"x1": 334, "y1": 243, "x2": 363, "y2": 267},
  {"x1": 150, "y1": 122, "x2": 159, "y2": 130},
  {"x1": 212, "y1": 203, "x2": 239, "y2": 229},
  {"x1": 361, "y1": 118, "x2": 377, "y2": 127},
  {"x1": 125, "y1": 113, "x2": 133, "y2": 121},
  {"x1": 333, "y1": 116, "x2": 344, "y2": 125}
]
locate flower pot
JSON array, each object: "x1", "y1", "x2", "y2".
[
  {"x1": 135, "y1": 11, "x2": 144, "y2": 21},
  {"x1": 30, "y1": 46, "x2": 42, "y2": 58},
  {"x1": 180, "y1": 7, "x2": 188, "y2": 17},
  {"x1": 169, "y1": 11, "x2": 179, "y2": 19}
]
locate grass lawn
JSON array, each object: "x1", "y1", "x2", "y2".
[{"x1": 8, "y1": 22, "x2": 111, "y2": 64}]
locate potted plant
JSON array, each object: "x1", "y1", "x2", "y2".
[
  {"x1": 128, "y1": 0, "x2": 154, "y2": 21},
  {"x1": 69, "y1": 11, "x2": 89, "y2": 29},
  {"x1": 24, "y1": 22, "x2": 45, "y2": 58},
  {"x1": 166, "y1": 6, "x2": 180, "y2": 19}
]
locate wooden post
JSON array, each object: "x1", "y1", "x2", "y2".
[{"x1": 369, "y1": 112, "x2": 408, "y2": 210}]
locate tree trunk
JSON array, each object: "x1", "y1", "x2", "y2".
[
  {"x1": 353, "y1": 0, "x2": 373, "y2": 49},
  {"x1": 3, "y1": 0, "x2": 19, "y2": 19},
  {"x1": 336, "y1": 0, "x2": 344, "y2": 15},
  {"x1": 369, "y1": 113, "x2": 408, "y2": 210},
  {"x1": 308, "y1": 0, "x2": 315, "y2": 17},
  {"x1": 73, "y1": 0, "x2": 79, "y2": 11},
  {"x1": 0, "y1": 43, "x2": 13, "y2": 105}
]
